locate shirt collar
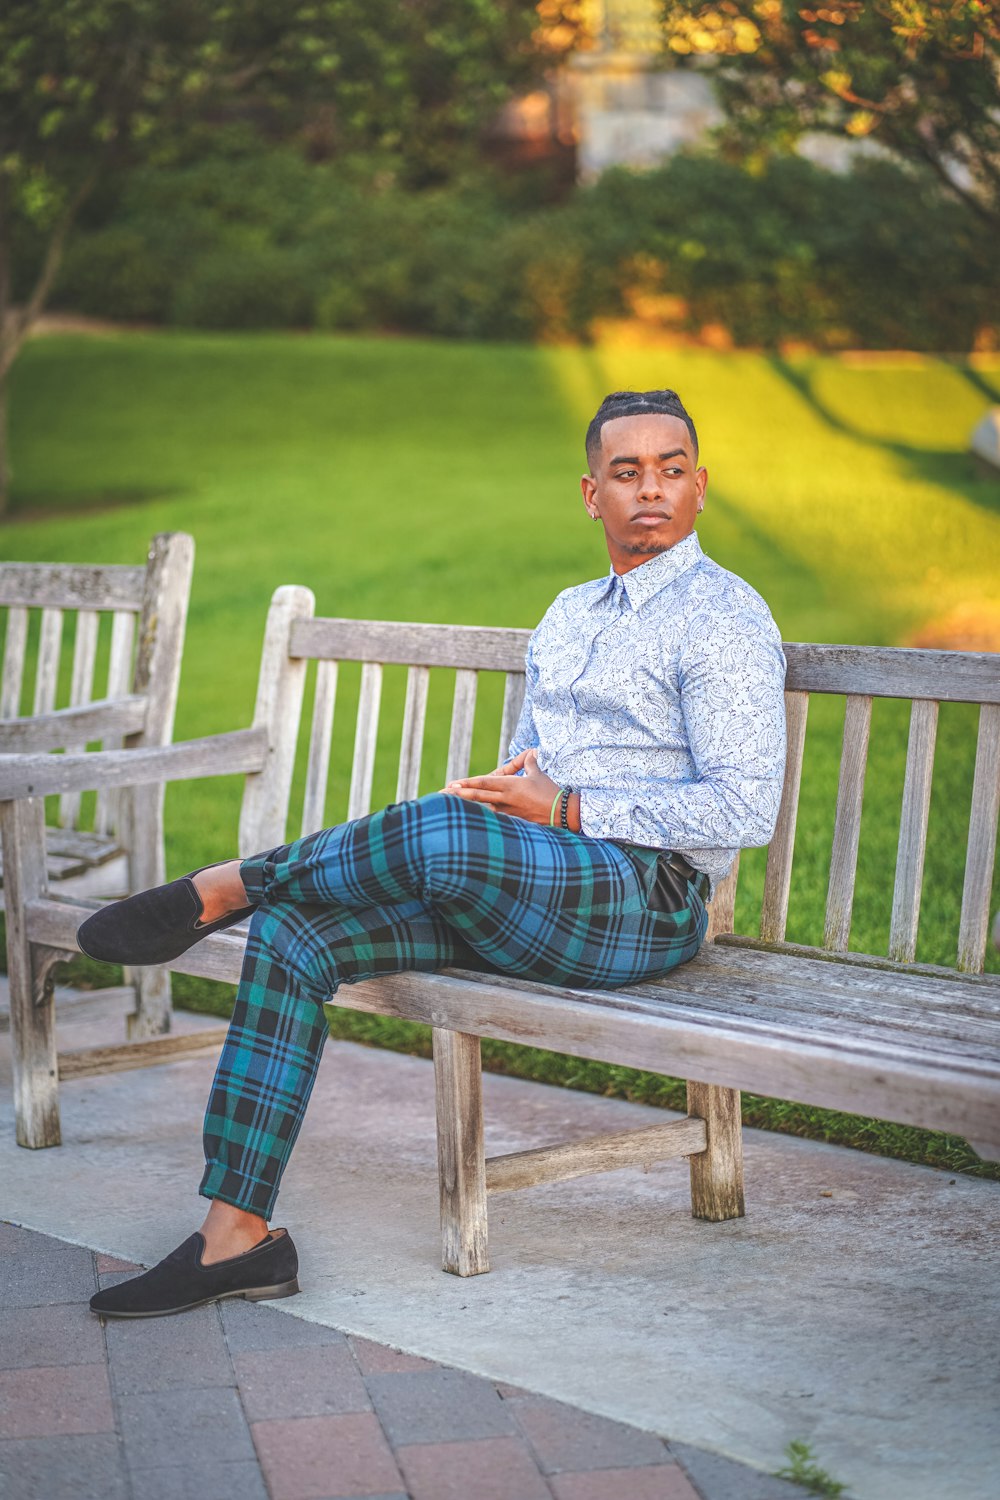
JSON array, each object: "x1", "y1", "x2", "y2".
[{"x1": 604, "y1": 530, "x2": 704, "y2": 612}]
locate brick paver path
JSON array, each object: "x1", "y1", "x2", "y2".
[{"x1": 1, "y1": 1221, "x2": 803, "y2": 1500}]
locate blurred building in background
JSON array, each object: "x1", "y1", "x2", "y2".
[{"x1": 491, "y1": 0, "x2": 721, "y2": 181}]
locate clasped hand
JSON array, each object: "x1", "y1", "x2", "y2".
[{"x1": 443, "y1": 748, "x2": 563, "y2": 826}]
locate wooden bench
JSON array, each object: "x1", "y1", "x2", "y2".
[
  {"x1": 1, "y1": 533, "x2": 194, "y2": 1046},
  {"x1": 2, "y1": 585, "x2": 998, "y2": 1279}
]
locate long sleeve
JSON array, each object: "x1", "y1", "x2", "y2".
[
  {"x1": 576, "y1": 607, "x2": 787, "y2": 856},
  {"x1": 506, "y1": 633, "x2": 541, "y2": 762}
]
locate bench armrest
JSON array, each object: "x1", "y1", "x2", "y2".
[
  {"x1": 0, "y1": 727, "x2": 269, "y2": 801},
  {"x1": 0, "y1": 696, "x2": 149, "y2": 755}
]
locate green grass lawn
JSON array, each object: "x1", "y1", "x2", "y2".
[{"x1": 4, "y1": 331, "x2": 1000, "y2": 1177}]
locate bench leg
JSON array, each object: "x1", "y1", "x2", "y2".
[
  {"x1": 687, "y1": 1080, "x2": 745, "y2": 1221},
  {"x1": 1, "y1": 798, "x2": 61, "y2": 1148},
  {"x1": 124, "y1": 784, "x2": 172, "y2": 1038},
  {"x1": 126, "y1": 966, "x2": 172, "y2": 1039},
  {"x1": 433, "y1": 1028, "x2": 490, "y2": 1276}
]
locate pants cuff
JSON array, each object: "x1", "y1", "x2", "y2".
[
  {"x1": 238, "y1": 846, "x2": 283, "y2": 905},
  {"x1": 200, "y1": 1160, "x2": 280, "y2": 1220}
]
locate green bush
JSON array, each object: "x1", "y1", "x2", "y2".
[{"x1": 50, "y1": 146, "x2": 999, "y2": 350}]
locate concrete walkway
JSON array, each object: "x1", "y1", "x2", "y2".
[{"x1": 2, "y1": 985, "x2": 998, "y2": 1500}]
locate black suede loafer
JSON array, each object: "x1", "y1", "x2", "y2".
[
  {"x1": 77, "y1": 865, "x2": 254, "y2": 967},
  {"x1": 89, "y1": 1229, "x2": 299, "y2": 1319}
]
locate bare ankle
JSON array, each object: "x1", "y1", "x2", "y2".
[
  {"x1": 199, "y1": 1201, "x2": 269, "y2": 1265},
  {"x1": 192, "y1": 861, "x2": 247, "y2": 926}
]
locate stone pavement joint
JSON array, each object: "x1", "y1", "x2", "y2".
[{"x1": 0, "y1": 1221, "x2": 819, "y2": 1500}]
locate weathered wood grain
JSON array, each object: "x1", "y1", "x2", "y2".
[
  {"x1": 0, "y1": 798, "x2": 61, "y2": 1147},
  {"x1": 1, "y1": 605, "x2": 28, "y2": 717},
  {"x1": 497, "y1": 671, "x2": 526, "y2": 767},
  {"x1": 347, "y1": 663, "x2": 383, "y2": 821},
  {"x1": 445, "y1": 669, "x2": 478, "y2": 783},
  {"x1": 760, "y1": 691, "x2": 809, "y2": 944},
  {"x1": 687, "y1": 1081, "x2": 745, "y2": 1221},
  {"x1": 957, "y1": 702, "x2": 1000, "y2": 974},
  {"x1": 824, "y1": 694, "x2": 872, "y2": 951},
  {"x1": 705, "y1": 852, "x2": 739, "y2": 943},
  {"x1": 58, "y1": 1027, "x2": 229, "y2": 1078},
  {"x1": 239, "y1": 586, "x2": 315, "y2": 853},
  {"x1": 0, "y1": 697, "x2": 146, "y2": 754},
  {"x1": 96, "y1": 611, "x2": 137, "y2": 834},
  {"x1": 0, "y1": 727, "x2": 268, "y2": 801},
  {"x1": 58, "y1": 610, "x2": 107, "y2": 830},
  {"x1": 32, "y1": 609, "x2": 64, "y2": 717},
  {"x1": 0, "y1": 563, "x2": 146, "y2": 612},
  {"x1": 301, "y1": 659, "x2": 337, "y2": 836},
  {"x1": 397, "y1": 666, "x2": 429, "y2": 801},
  {"x1": 889, "y1": 698, "x2": 939, "y2": 963},
  {"x1": 291, "y1": 617, "x2": 532, "y2": 673},
  {"x1": 433, "y1": 1028, "x2": 490, "y2": 1276},
  {"x1": 485, "y1": 1117, "x2": 706, "y2": 1193},
  {"x1": 784, "y1": 642, "x2": 1000, "y2": 704}
]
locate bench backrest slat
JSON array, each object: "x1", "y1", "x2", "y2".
[
  {"x1": 0, "y1": 563, "x2": 146, "y2": 612},
  {"x1": 498, "y1": 671, "x2": 526, "y2": 769},
  {"x1": 784, "y1": 643, "x2": 999, "y2": 703},
  {"x1": 291, "y1": 616, "x2": 532, "y2": 672},
  {"x1": 301, "y1": 659, "x2": 338, "y2": 837},
  {"x1": 347, "y1": 662, "x2": 383, "y2": 822},
  {"x1": 760, "y1": 689, "x2": 810, "y2": 944},
  {"x1": 95, "y1": 611, "x2": 137, "y2": 835},
  {"x1": 0, "y1": 606, "x2": 28, "y2": 718},
  {"x1": 59, "y1": 609, "x2": 100, "y2": 828},
  {"x1": 958, "y1": 703, "x2": 1000, "y2": 974},
  {"x1": 888, "y1": 699, "x2": 939, "y2": 963},
  {"x1": 446, "y1": 669, "x2": 479, "y2": 784},
  {"x1": 33, "y1": 608, "x2": 64, "y2": 717},
  {"x1": 824, "y1": 694, "x2": 874, "y2": 951},
  {"x1": 397, "y1": 666, "x2": 430, "y2": 803}
]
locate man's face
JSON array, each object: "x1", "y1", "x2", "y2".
[{"x1": 581, "y1": 413, "x2": 707, "y2": 575}]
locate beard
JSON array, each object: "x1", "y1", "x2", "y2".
[{"x1": 622, "y1": 539, "x2": 669, "y2": 556}]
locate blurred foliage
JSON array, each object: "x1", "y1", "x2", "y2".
[
  {"x1": 0, "y1": 0, "x2": 580, "y2": 503},
  {"x1": 45, "y1": 144, "x2": 999, "y2": 349},
  {"x1": 660, "y1": 2, "x2": 1000, "y2": 227}
]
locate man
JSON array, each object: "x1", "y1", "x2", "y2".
[{"x1": 81, "y1": 387, "x2": 787, "y2": 1319}]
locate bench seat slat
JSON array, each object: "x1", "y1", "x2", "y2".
[{"x1": 957, "y1": 702, "x2": 1000, "y2": 974}]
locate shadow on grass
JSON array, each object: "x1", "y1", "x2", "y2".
[
  {"x1": 3, "y1": 486, "x2": 182, "y2": 525},
  {"x1": 768, "y1": 356, "x2": 1000, "y2": 514}
]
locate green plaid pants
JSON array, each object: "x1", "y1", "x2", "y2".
[{"x1": 200, "y1": 793, "x2": 708, "y2": 1217}]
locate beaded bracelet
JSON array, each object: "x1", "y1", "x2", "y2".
[{"x1": 558, "y1": 786, "x2": 574, "y2": 829}]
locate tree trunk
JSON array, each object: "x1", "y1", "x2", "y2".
[{"x1": 0, "y1": 168, "x2": 98, "y2": 517}]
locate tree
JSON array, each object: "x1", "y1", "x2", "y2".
[
  {"x1": 0, "y1": 0, "x2": 577, "y2": 512},
  {"x1": 660, "y1": 2, "x2": 1000, "y2": 224}
]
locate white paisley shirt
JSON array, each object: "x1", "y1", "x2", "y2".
[{"x1": 508, "y1": 531, "x2": 787, "y2": 887}]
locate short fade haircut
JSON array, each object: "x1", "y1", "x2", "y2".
[{"x1": 585, "y1": 389, "x2": 698, "y2": 471}]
